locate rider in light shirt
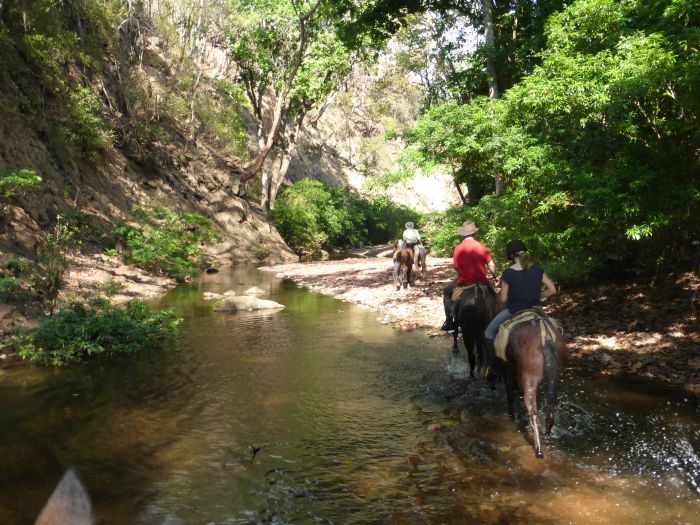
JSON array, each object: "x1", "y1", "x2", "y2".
[{"x1": 402, "y1": 222, "x2": 422, "y2": 270}]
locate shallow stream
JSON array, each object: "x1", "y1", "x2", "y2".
[{"x1": 1, "y1": 266, "x2": 699, "y2": 524}]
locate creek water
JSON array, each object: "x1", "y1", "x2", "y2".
[{"x1": 1, "y1": 265, "x2": 699, "y2": 524}]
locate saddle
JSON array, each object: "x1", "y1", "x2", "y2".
[
  {"x1": 451, "y1": 283, "x2": 491, "y2": 302},
  {"x1": 494, "y1": 308, "x2": 563, "y2": 360},
  {"x1": 450, "y1": 283, "x2": 493, "y2": 321}
]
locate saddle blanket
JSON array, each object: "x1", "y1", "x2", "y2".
[
  {"x1": 451, "y1": 283, "x2": 491, "y2": 302},
  {"x1": 494, "y1": 308, "x2": 563, "y2": 360}
]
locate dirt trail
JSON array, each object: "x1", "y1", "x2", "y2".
[{"x1": 262, "y1": 254, "x2": 700, "y2": 395}]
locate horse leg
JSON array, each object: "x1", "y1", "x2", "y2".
[
  {"x1": 475, "y1": 335, "x2": 485, "y2": 376},
  {"x1": 542, "y1": 342, "x2": 564, "y2": 436},
  {"x1": 393, "y1": 259, "x2": 400, "y2": 290},
  {"x1": 522, "y1": 380, "x2": 544, "y2": 458},
  {"x1": 504, "y1": 367, "x2": 517, "y2": 420},
  {"x1": 463, "y1": 333, "x2": 476, "y2": 378},
  {"x1": 452, "y1": 331, "x2": 459, "y2": 356}
]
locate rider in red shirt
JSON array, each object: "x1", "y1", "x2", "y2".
[{"x1": 441, "y1": 221, "x2": 497, "y2": 332}]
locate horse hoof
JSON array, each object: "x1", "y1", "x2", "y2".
[{"x1": 535, "y1": 450, "x2": 544, "y2": 459}]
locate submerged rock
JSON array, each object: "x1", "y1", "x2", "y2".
[
  {"x1": 203, "y1": 292, "x2": 223, "y2": 301},
  {"x1": 214, "y1": 296, "x2": 285, "y2": 312},
  {"x1": 242, "y1": 286, "x2": 265, "y2": 296}
]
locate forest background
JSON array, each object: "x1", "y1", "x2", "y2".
[{"x1": 0, "y1": 0, "x2": 698, "y2": 287}]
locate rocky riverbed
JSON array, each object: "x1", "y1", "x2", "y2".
[{"x1": 262, "y1": 253, "x2": 700, "y2": 396}]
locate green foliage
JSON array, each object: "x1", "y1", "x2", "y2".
[
  {"x1": 31, "y1": 218, "x2": 78, "y2": 312},
  {"x1": 14, "y1": 297, "x2": 182, "y2": 366},
  {"x1": 405, "y1": 0, "x2": 700, "y2": 281},
  {"x1": 270, "y1": 179, "x2": 420, "y2": 253},
  {"x1": 64, "y1": 87, "x2": 114, "y2": 157},
  {"x1": 0, "y1": 278, "x2": 23, "y2": 294},
  {"x1": 197, "y1": 79, "x2": 250, "y2": 156},
  {"x1": 113, "y1": 206, "x2": 220, "y2": 280},
  {"x1": 101, "y1": 279, "x2": 125, "y2": 298},
  {"x1": 0, "y1": 169, "x2": 42, "y2": 198},
  {"x1": 0, "y1": 1, "x2": 120, "y2": 163},
  {"x1": 5, "y1": 255, "x2": 33, "y2": 275}
]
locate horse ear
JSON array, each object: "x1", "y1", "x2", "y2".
[{"x1": 34, "y1": 469, "x2": 95, "y2": 525}]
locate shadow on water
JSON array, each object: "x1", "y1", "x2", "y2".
[{"x1": 0, "y1": 264, "x2": 699, "y2": 524}]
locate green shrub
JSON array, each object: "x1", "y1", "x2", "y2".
[
  {"x1": 14, "y1": 297, "x2": 182, "y2": 366},
  {"x1": 31, "y1": 217, "x2": 78, "y2": 312},
  {"x1": 270, "y1": 179, "x2": 422, "y2": 253},
  {"x1": 113, "y1": 206, "x2": 220, "y2": 280},
  {"x1": 0, "y1": 278, "x2": 23, "y2": 294},
  {"x1": 0, "y1": 168, "x2": 42, "y2": 198},
  {"x1": 64, "y1": 87, "x2": 114, "y2": 157}
]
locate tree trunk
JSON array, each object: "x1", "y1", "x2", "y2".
[
  {"x1": 455, "y1": 180, "x2": 468, "y2": 205},
  {"x1": 482, "y1": 0, "x2": 504, "y2": 196},
  {"x1": 267, "y1": 113, "x2": 303, "y2": 210},
  {"x1": 482, "y1": 0, "x2": 499, "y2": 100},
  {"x1": 241, "y1": 0, "x2": 321, "y2": 181}
]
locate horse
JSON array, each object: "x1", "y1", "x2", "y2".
[
  {"x1": 451, "y1": 284, "x2": 497, "y2": 378},
  {"x1": 392, "y1": 241, "x2": 414, "y2": 290},
  {"x1": 501, "y1": 319, "x2": 567, "y2": 458},
  {"x1": 415, "y1": 244, "x2": 427, "y2": 279}
]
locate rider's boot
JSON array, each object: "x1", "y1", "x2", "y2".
[
  {"x1": 440, "y1": 317, "x2": 456, "y2": 334},
  {"x1": 484, "y1": 338, "x2": 497, "y2": 368},
  {"x1": 484, "y1": 338, "x2": 498, "y2": 389}
]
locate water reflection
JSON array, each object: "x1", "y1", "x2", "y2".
[{"x1": 0, "y1": 265, "x2": 698, "y2": 524}]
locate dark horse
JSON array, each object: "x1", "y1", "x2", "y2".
[
  {"x1": 451, "y1": 285, "x2": 497, "y2": 378},
  {"x1": 502, "y1": 320, "x2": 567, "y2": 458},
  {"x1": 393, "y1": 241, "x2": 414, "y2": 290}
]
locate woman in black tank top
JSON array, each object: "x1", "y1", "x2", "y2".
[{"x1": 484, "y1": 240, "x2": 557, "y2": 349}]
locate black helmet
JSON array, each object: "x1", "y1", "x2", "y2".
[{"x1": 506, "y1": 239, "x2": 527, "y2": 260}]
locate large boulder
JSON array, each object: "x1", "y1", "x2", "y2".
[{"x1": 214, "y1": 295, "x2": 285, "y2": 312}]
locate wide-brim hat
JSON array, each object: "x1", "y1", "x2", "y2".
[
  {"x1": 458, "y1": 221, "x2": 478, "y2": 236},
  {"x1": 405, "y1": 222, "x2": 414, "y2": 229}
]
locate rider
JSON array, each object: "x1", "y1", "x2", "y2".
[
  {"x1": 483, "y1": 239, "x2": 557, "y2": 366},
  {"x1": 402, "y1": 221, "x2": 422, "y2": 270},
  {"x1": 441, "y1": 221, "x2": 497, "y2": 333}
]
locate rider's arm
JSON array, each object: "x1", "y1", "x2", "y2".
[
  {"x1": 498, "y1": 280, "x2": 509, "y2": 304},
  {"x1": 541, "y1": 273, "x2": 557, "y2": 299},
  {"x1": 486, "y1": 259, "x2": 497, "y2": 279}
]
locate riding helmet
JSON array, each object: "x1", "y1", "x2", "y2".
[{"x1": 506, "y1": 239, "x2": 527, "y2": 260}]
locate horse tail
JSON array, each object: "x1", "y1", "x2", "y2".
[{"x1": 542, "y1": 338, "x2": 563, "y2": 411}]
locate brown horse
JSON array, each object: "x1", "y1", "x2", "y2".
[
  {"x1": 392, "y1": 241, "x2": 414, "y2": 289},
  {"x1": 502, "y1": 319, "x2": 567, "y2": 458},
  {"x1": 452, "y1": 285, "x2": 497, "y2": 378}
]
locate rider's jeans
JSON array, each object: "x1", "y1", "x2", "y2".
[
  {"x1": 484, "y1": 306, "x2": 546, "y2": 340},
  {"x1": 484, "y1": 309, "x2": 513, "y2": 340}
]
